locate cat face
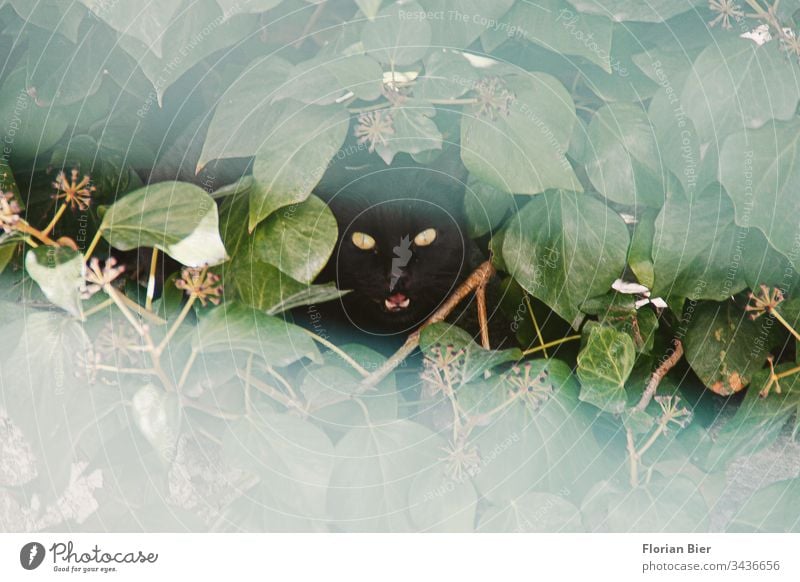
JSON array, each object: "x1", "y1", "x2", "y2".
[{"x1": 326, "y1": 175, "x2": 467, "y2": 335}]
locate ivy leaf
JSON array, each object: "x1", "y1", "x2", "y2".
[
  {"x1": 80, "y1": 0, "x2": 183, "y2": 58},
  {"x1": 565, "y1": 0, "x2": 704, "y2": 22},
  {"x1": 720, "y1": 119, "x2": 800, "y2": 271},
  {"x1": 250, "y1": 101, "x2": 348, "y2": 230},
  {"x1": 8, "y1": 0, "x2": 87, "y2": 42},
  {"x1": 683, "y1": 301, "x2": 775, "y2": 396},
  {"x1": 582, "y1": 476, "x2": 709, "y2": 532},
  {"x1": 420, "y1": 0, "x2": 515, "y2": 49},
  {"x1": 482, "y1": 0, "x2": 613, "y2": 72},
  {"x1": 99, "y1": 182, "x2": 228, "y2": 267},
  {"x1": 0, "y1": 68, "x2": 69, "y2": 161},
  {"x1": 198, "y1": 56, "x2": 293, "y2": 168},
  {"x1": 193, "y1": 302, "x2": 321, "y2": 366},
  {"x1": 362, "y1": 1, "x2": 431, "y2": 66},
  {"x1": 24, "y1": 247, "x2": 83, "y2": 318},
  {"x1": 704, "y1": 366, "x2": 800, "y2": 471},
  {"x1": 216, "y1": 0, "x2": 285, "y2": 16},
  {"x1": 681, "y1": 38, "x2": 800, "y2": 144},
  {"x1": 461, "y1": 72, "x2": 581, "y2": 194},
  {"x1": 471, "y1": 359, "x2": 607, "y2": 502},
  {"x1": 416, "y1": 50, "x2": 478, "y2": 101},
  {"x1": 408, "y1": 463, "x2": 477, "y2": 532},
  {"x1": 478, "y1": 492, "x2": 583, "y2": 532},
  {"x1": 328, "y1": 420, "x2": 443, "y2": 531},
  {"x1": 420, "y1": 322, "x2": 522, "y2": 384},
  {"x1": 463, "y1": 174, "x2": 514, "y2": 238},
  {"x1": 272, "y1": 54, "x2": 384, "y2": 105},
  {"x1": 728, "y1": 478, "x2": 800, "y2": 532},
  {"x1": 651, "y1": 184, "x2": 748, "y2": 302},
  {"x1": 253, "y1": 195, "x2": 338, "y2": 284},
  {"x1": 356, "y1": 0, "x2": 383, "y2": 19},
  {"x1": 113, "y1": 0, "x2": 256, "y2": 104},
  {"x1": 223, "y1": 409, "x2": 335, "y2": 518},
  {"x1": 131, "y1": 384, "x2": 181, "y2": 464},
  {"x1": 577, "y1": 325, "x2": 635, "y2": 413},
  {"x1": 502, "y1": 190, "x2": 629, "y2": 328},
  {"x1": 584, "y1": 103, "x2": 664, "y2": 207},
  {"x1": 373, "y1": 100, "x2": 443, "y2": 165}
]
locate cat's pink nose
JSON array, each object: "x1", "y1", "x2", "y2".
[{"x1": 385, "y1": 293, "x2": 410, "y2": 311}]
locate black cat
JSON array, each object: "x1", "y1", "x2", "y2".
[{"x1": 318, "y1": 167, "x2": 471, "y2": 337}]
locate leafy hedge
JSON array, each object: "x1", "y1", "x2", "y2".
[{"x1": 1, "y1": 0, "x2": 800, "y2": 532}]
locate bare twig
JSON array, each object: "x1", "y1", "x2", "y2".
[{"x1": 361, "y1": 261, "x2": 496, "y2": 387}]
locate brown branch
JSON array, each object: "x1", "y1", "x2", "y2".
[
  {"x1": 361, "y1": 261, "x2": 496, "y2": 387},
  {"x1": 635, "y1": 339, "x2": 683, "y2": 412},
  {"x1": 627, "y1": 339, "x2": 684, "y2": 487},
  {"x1": 476, "y1": 276, "x2": 490, "y2": 350}
]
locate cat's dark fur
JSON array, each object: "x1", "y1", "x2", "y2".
[{"x1": 317, "y1": 167, "x2": 471, "y2": 336}]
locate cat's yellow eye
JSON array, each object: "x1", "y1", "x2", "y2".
[
  {"x1": 413, "y1": 228, "x2": 437, "y2": 247},
  {"x1": 351, "y1": 231, "x2": 376, "y2": 250}
]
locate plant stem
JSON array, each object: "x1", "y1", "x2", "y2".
[
  {"x1": 42, "y1": 203, "x2": 67, "y2": 236},
  {"x1": 265, "y1": 366, "x2": 297, "y2": 400},
  {"x1": 626, "y1": 428, "x2": 639, "y2": 488},
  {"x1": 634, "y1": 340, "x2": 684, "y2": 412},
  {"x1": 95, "y1": 364, "x2": 157, "y2": 376},
  {"x1": 16, "y1": 221, "x2": 58, "y2": 246},
  {"x1": 83, "y1": 229, "x2": 103, "y2": 260},
  {"x1": 244, "y1": 373, "x2": 296, "y2": 410},
  {"x1": 177, "y1": 349, "x2": 199, "y2": 390},
  {"x1": 303, "y1": 329, "x2": 369, "y2": 378},
  {"x1": 145, "y1": 248, "x2": 159, "y2": 312},
  {"x1": 523, "y1": 294, "x2": 548, "y2": 358},
  {"x1": 770, "y1": 307, "x2": 800, "y2": 342},
  {"x1": 520, "y1": 334, "x2": 581, "y2": 356},
  {"x1": 156, "y1": 294, "x2": 196, "y2": 356},
  {"x1": 476, "y1": 277, "x2": 490, "y2": 349},
  {"x1": 635, "y1": 421, "x2": 667, "y2": 459},
  {"x1": 82, "y1": 297, "x2": 114, "y2": 319}
]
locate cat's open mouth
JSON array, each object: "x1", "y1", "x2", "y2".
[{"x1": 384, "y1": 292, "x2": 411, "y2": 312}]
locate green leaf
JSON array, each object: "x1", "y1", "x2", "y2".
[
  {"x1": 7, "y1": 0, "x2": 87, "y2": 42},
  {"x1": 461, "y1": 72, "x2": 581, "y2": 194},
  {"x1": 565, "y1": 0, "x2": 703, "y2": 22},
  {"x1": 584, "y1": 103, "x2": 664, "y2": 207},
  {"x1": 478, "y1": 492, "x2": 583, "y2": 532},
  {"x1": 198, "y1": 56, "x2": 293, "y2": 167},
  {"x1": 327, "y1": 420, "x2": 443, "y2": 531},
  {"x1": 362, "y1": 1, "x2": 432, "y2": 66},
  {"x1": 24, "y1": 247, "x2": 83, "y2": 318},
  {"x1": 720, "y1": 119, "x2": 800, "y2": 270},
  {"x1": 651, "y1": 184, "x2": 748, "y2": 302},
  {"x1": 408, "y1": 464, "x2": 477, "y2": 532},
  {"x1": 704, "y1": 366, "x2": 800, "y2": 471},
  {"x1": 250, "y1": 101, "x2": 348, "y2": 229},
  {"x1": 100, "y1": 182, "x2": 228, "y2": 267},
  {"x1": 24, "y1": 19, "x2": 113, "y2": 106},
  {"x1": 223, "y1": 409, "x2": 335, "y2": 518},
  {"x1": 577, "y1": 325, "x2": 635, "y2": 413},
  {"x1": 131, "y1": 384, "x2": 181, "y2": 464},
  {"x1": 502, "y1": 190, "x2": 629, "y2": 328},
  {"x1": 582, "y1": 476, "x2": 709, "y2": 532},
  {"x1": 216, "y1": 0, "x2": 285, "y2": 15},
  {"x1": 728, "y1": 478, "x2": 800, "y2": 532},
  {"x1": 483, "y1": 0, "x2": 614, "y2": 72},
  {"x1": 113, "y1": 0, "x2": 256, "y2": 104},
  {"x1": 420, "y1": 0, "x2": 515, "y2": 49},
  {"x1": 0, "y1": 68, "x2": 69, "y2": 161},
  {"x1": 356, "y1": 0, "x2": 383, "y2": 19},
  {"x1": 417, "y1": 50, "x2": 478, "y2": 101},
  {"x1": 80, "y1": 0, "x2": 183, "y2": 58},
  {"x1": 683, "y1": 301, "x2": 774, "y2": 395},
  {"x1": 272, "y1": 54, "x2": 384, "y2": 105},
  {"x1": 463, "y1": 174, "x2": 513, "y2": 238},
  {"x1": 253, "y1": 195, "x2": 338, "y2": 284},
  {"x1": 420, "y1": 322, "x2": 522, "y2": 384},
  {"x1": 471, "y1": 359, "x2": 607, "y2": 502},
  {"x1": 373, "y1": 100, "x2": 443, "y2": 165},
  {"x1": 681, "y1": 38, "x2": 800, "y2": 143},
  {"x1": 193, "y1": 302, "x2": 321, "y2": 366}
]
